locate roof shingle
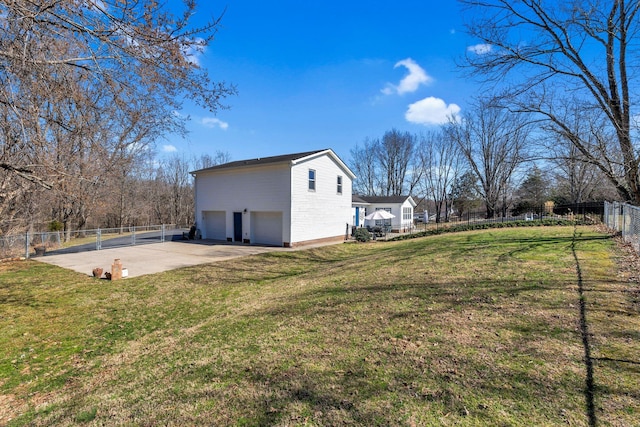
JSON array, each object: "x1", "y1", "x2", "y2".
[{"x1": 191, "y1": 149, "x2": 329, "y2": 174}]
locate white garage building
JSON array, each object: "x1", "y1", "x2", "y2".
[{"x1": 191, "y1": 149, "x2": 355, "y2": 247}]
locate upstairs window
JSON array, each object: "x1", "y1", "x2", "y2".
[
  {"x1": 308, "y1": 169, "x2": 316, "y2": 191},
  {"x1": 337, "y1": 176, "x2": 343, "y2": 194}
]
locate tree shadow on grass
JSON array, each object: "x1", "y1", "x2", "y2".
[
  {"x1": 571, "y1": 225, "x2": 597, "y2": 427},
  {"x1": 177, "y1": 228, "x2": 622, "y2": 425}
]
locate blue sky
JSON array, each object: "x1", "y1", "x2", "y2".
[{"x1": 162, "y1": 1, "x2": 484, "y2": 165}]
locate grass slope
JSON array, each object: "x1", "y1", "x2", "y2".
[{"x1": 1, "y1": 226, "x2": 639, "y2": 426}]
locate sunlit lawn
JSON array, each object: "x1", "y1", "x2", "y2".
[{"x1": 1, "y1": 226, "x2": 639, "y2": 426}]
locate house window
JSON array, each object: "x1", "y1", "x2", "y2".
[
  {"x1": 337, "y1": 176, "x2": 343, "y2": 194},
  {"x1": 403, "y1": 207, "x2": 412, "y2": 220},
  {"x1": 308, "y1": 169, "x2": 316, "y2": 191}
]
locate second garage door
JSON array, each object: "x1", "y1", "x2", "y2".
[{"x1": 251, "y1": 211, "x2": 283, "y2": 246}]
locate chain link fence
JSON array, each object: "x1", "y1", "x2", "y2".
[
  {"x1": 604, "y1": 201, "x2": 640, "y2": 253},
  {"x1": 0, "y1": 224, "x2": 188, "y2": 260}
]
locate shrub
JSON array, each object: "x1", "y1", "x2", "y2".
[
  {"x1": 353, "y1": 227, "x2": 371, "y2": 242},
  {"x1": 388, "y1": 219, "x2": 584, "y2": 242},
  {"x1": 48, "y1": 220, "x2": 63, "y2": 232}
]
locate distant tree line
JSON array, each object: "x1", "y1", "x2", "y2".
[
  {"x1": 351, "y1": 97, "x2": 618, "y2": 221},
  {"x1": 2, "y1": 0, "x2": 637, "y2": 232},
  {"x1": 0, "y1": 0, "x2": 234, "y2": 236},
  {"x1": 353, "y1": 0, "x2": 638, "y2": 219},
  {"x1": 460, "y1": 0, "x2": 640, "y2": 205},
  {"x1": 1, "y1": 149, "x2": 229, "y2": 237}
]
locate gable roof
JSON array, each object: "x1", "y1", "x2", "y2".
[
  {"x1": 190, "y1": 149, "x2": 325, "y2": 174},
  {"x1": 191, "y1": 148, "x2": 356, "y2": 179},
  {"x1": 352, "y1": 195, "x2": 417, "y2": 207},
  {"x1": 351, "y1": 194, "x2": 370, "y2": 205}
]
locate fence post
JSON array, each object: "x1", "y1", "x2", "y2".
[
  {"x1": 132, "y1": 226, "x2": 136, "y2": 246},
  {"x1": 161, "y1": 224, "x2": 165, "y2": 243},
  {"x1": 96, "y1": 228, "x2": 101, "y2": 250},
  {"x1": 25, "y1": 232, "x2": 30, "y2": 259}
]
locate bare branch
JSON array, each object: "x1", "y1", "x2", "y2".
[{"x1": 460, "y1": 0, "x2": 640, "y2": 202}]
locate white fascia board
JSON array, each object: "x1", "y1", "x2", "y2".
[{"x1": 291, "y1": 149, "x2": 356, "y2": 180}]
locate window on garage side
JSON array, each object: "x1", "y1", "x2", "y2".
[
  {"x1": 337, "y1": 175, "x2": 343, "y2": 194},
  {"x1": 308, "y1": 169, "x2": 316, "y2": 191}
]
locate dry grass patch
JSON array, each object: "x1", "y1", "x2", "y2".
[{"x1": 1, "y1": 226, "x2": 639, "y2": 426}]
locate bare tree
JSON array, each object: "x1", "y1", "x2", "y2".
[
  {"x1": 548, "y1": 130, "x2": 613, "y2": 204},
  {"x1": 96, "y1": 147, "x2": 154, "y2": 231},
  {"x1": 377, "y1": 129, "x2": 420, "y2": 196},
  {"x1": 142, "y1": 152, "x2": 232, "y2": 227},
  {"x1": 351, "y1": 130, "x2": 420, "y2": 197},
  {"x1": 0, "y1": 0, "x2": 235, "y2": 232},
  {"x1": 417, "y1": 130, "x2": 462, "y2": 222},
  {"x1": 461, "y1": 0, "x2": 640, "y2": 203},
  {"x1": 447, "y1": 99, "x2": 529, "y2": 218},
  {"x1": 350, "y1": 138, "x2": 381, "y2": 196},
  {"x1": 194, "y1": 151, "x2": 233, "y2": 170},
  {"x1": 162, "y1": 155, "x2": 194, "y2": 226}
]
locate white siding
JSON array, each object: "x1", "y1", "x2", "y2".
[
  {"x1": 195, "y1": 164, "x2": 291, "y2": 244},
  {"x1": 352, "y1": 206, "x2": 367, "y2": 228},
  {"x1": 365, "y1": 200, "x2": 414, "y2": 231},
  {"x1": 194, "y1": 150, "x2": 354, "y2": 246},
  {"x1": 399, "y1": 199, "x2": 415, "y2": 231},
  {"x1": 290, "y1": 155, "x2": 352, "y2": 243}
]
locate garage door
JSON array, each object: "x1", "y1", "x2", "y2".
[
  {"x1": 251, "y1": 211, "x2": 283, "y2": 246},
  {"x1": 203, "y1": 211, "x2": 226, "y2": 240}
]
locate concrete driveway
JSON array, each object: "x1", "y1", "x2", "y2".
[{"x1": 36, "y1": 240, "x2": 287, "y2": 278}]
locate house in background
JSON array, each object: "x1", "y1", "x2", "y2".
[
  {"x1": 191, "y1": 149, "x2": 355, "y2": 247},
  {"x1": 351, "y1": 195, "x2": 370, "y2": 228},
  {"x1": 352, "y1": 195, "x2": 417, "y2": 232}
]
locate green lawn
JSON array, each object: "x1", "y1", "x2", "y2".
[{"x1": 1, "y1": 226, "x2": 639, "y2": 426}]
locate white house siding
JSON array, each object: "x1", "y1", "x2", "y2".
[
  {"x1": 194, "y1": 164, "x2": 292, "y2": 244},
  {"x1": 364, "y1": 199, "x2": 415, "y2": 232},
  {"x1": 352, "y1": 205, "x2": 368, "y2": 228},
  {"x1": 290, "y1": 154, "x2": 353, "y2": 244},
  {"x1": 398, "y1": 199, "x2": 415, "y2": 231}
]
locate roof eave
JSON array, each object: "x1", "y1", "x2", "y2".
[{"x1": 291, "y1": 149, "x2": 356, "y2": 180}]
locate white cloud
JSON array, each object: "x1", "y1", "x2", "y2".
[
  {"x1": 201, "y1": 117, "x2": 229, "y2": 130},
  {"x1": 405, "y1": 97, "x2": 461, "y2": 125},
  {"x1": 382, "y1": 58, "x2": 433, "y2": 95},
  {"x1": 162, "y1": 144, "x2": 178, "y2": 153},
  {"x1": 467, "y1": 44, "x2": 492, "y2": 55}
]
